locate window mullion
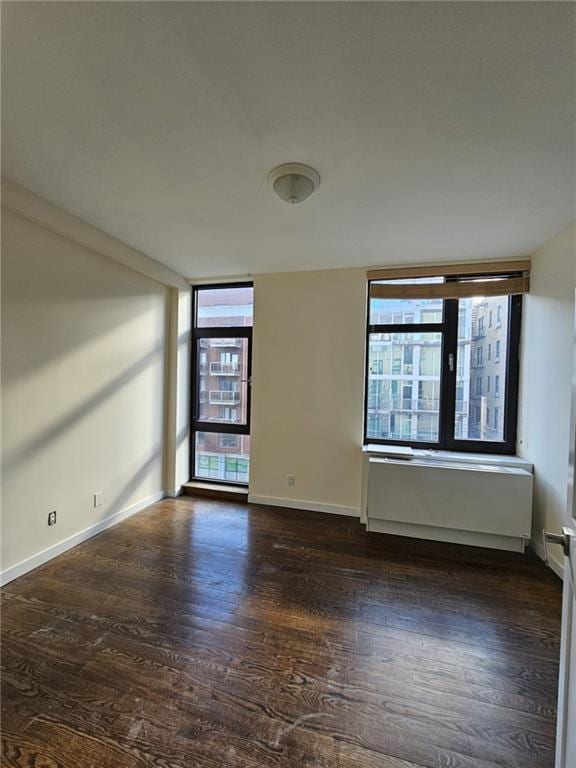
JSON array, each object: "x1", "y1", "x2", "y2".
[{"x1": 440, "y1": 299, "x2": 458, "y2": 449}]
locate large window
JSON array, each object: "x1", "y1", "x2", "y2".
[
  {"x1": 365, "y1": 263, "x2": 527, "y2": 454},
  {"x1": 192, "y1": 284, "x2": 253, "y2": 484}
]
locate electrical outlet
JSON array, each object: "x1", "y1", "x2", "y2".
[
  {"x1": 48, "y1": 511, "x2": 57, "y2": 526},
  {"x1": 93, "y1": 492, "x2": 103, "y2": 508},
  {"x1": 287, "y1": 474, "x2": 296, "y2": 488}
]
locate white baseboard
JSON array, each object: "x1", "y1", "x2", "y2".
[
  {"x1": 247, "y1": 494, "x2": 360, "y2": 518},
  {"x1": 165, "y1": 487, "x2": 182, "y2": 498},
  {"x1": 0, "y1": 491, "x2": 165, "y2": 586},
  {"x1": 530, "y1": 536, "x2": 565, "y2": 580}
]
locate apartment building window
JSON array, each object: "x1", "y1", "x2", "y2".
[
  {"x1": 365, "y1": 261, "x2": 527, "y2": 454},
  {"x1": 218, "y1": 406, "x2": 238, "y2": 422},
  {"x1": 391, "y1": 348, "x2": 402, "y2": 374},
  {"x1": 390, "y1": 413, "x2": 412, "y2": 439},
  {"x1": 219, "y1": 434, "x2": 239, "y2": 449}
]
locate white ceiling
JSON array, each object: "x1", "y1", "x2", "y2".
[{"x1": 2, "y1": 2, "x2": 574, "y2": 278}]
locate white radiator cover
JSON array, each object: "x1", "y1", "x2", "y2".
[{"x1": 366, "y1": 456, "x2": 533, "y2": 552}]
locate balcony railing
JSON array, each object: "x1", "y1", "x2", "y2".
[
  {"x1": 368, "y1": 398, "x2": 469, "y2": 414},
  {"x1": 200, "y1": 339, "x2": 242, "y2": 348},
  {"x1": 370, "y1": 337, "x2": 441, "y2": 347},
  {"x1": 211, "y1": 415, "x2": 239, "y2": 423},
  {"x1": 368, "y1": 398, "x2": 438, "y2": 412},
  {"x1": 209, "y1": 362, "x2": 240, "y2": 375},
  {"x1": 209, "y1": 390, "x2": 241, "y2": 404}
]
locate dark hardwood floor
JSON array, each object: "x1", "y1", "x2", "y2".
[{"x1": 1, "y1": 497, "x2": 563, "y2": 768}]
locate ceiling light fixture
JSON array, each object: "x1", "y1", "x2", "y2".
[{"x1": 268, "y1": 163, "x2": 320, "y2": 204}]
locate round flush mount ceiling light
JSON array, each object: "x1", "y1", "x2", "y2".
[{"x1": 268, "y1": 163, "x2": 320, "y2": 204}]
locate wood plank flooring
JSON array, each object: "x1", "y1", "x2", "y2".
[{"x1": 1, "y1": 497, "x2": 563, "y2": 768}]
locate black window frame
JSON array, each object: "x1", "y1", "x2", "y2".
[
  {"x1": 363, "y1": 288, "x2": 522, "y2": 455},
  {"x1": 190, "y1": 281, "x2": 253, "y2": 486}
]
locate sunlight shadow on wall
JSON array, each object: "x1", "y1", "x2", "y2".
[{"x1": 3, "y1": 343, "x2": 163, "y2": 474}]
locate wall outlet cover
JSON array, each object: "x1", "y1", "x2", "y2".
[
  {"x1": 93, "y1": 492, "x2": 103, "y2": 508},
  {"x1": 48, "y1": 511, "x2": 57, "y2": 526}
]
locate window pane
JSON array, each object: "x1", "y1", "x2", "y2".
[
  {"x1": 194, "y1": 432, "x2": 250, "y2": 483},
  {"x1": 455, "y1": 296, "x2": 509, "y2": 442},
  {"x1": 369, "y1": 279, "x2": 443, "y2": 325},
  {"x1": 197, "y1": 337, "x2": 249, "y2": 424},
  {"x1": 367, "y1": 332, "x2": 442, "y2": 442},
  {"x1": 196, "y1": 286, "x2": 253, "y2": 328}
]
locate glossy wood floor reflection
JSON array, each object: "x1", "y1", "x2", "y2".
[{"x1": 1, "y1": 498, "x2": 563, "y2": 768}]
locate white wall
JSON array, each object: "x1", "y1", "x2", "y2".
[
  {"x1": 519, "y1": 221, "x2": 576, "y2": 576},
  {"x1": 1, "y1": 208, "x2": 169, "y2": 578},
  {"x1": 249, "y1": 268, "x2": 367, "y2": 515}
]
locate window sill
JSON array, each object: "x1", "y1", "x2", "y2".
[
  {"x1": 182, "y1": 481, "x2": 248, "y2": 502},
  {"x1": 362, "y1": 444, "x2": 532, "y2": 472}
]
